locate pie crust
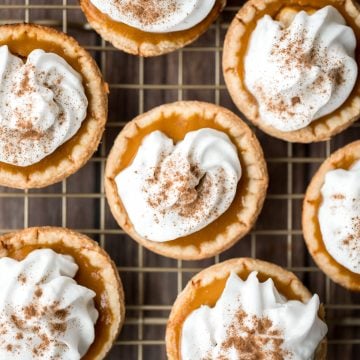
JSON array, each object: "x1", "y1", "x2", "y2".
[
  {"x1": 80, "y1": 0, "x2": 227, "y2": 57},
  {"x1": 166, "y1": 257, "x2": 327, "y2": 360},
  {"x1": 0, "y1": 227, "x2": 125, "y2": 360},
  {"x1": 0, "y1": 24, "x2": 107, "y2": 189},
  {"x1": 223, "y1": 0, "x2": 360, "y2": 143},
  {"x1": 303, "y1": 141, "x2": 360, "y2": 291},
  {"x1": 105, "y1": 101, "x2": 268, "y2": 260}
]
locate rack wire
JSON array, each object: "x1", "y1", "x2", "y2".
[{"x1": 0, "y1": 1, "x2": 359, "y2": 359}]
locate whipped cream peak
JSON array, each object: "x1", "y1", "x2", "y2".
[
  {"x1": 116, "y1": 128, "x2": 241, "y2": 242},
  {"x1": 244, "y1": 6, "x2": 357, "y2": 132},
  {"x1": 0, "y1": 45, "x2": 88, "y2": 166},
  {"x1": 181, "y1": 271, "x2": 327, "y2": 360},
  {"x1": 319, "y1": 160, "x2": 360, "y2": 273},
  {"x1": 90, "y1": 0, "x2": 216, "y2": 33},
  {"x1": 0, "y1": 249, "x2": 98, "y2": 359}
]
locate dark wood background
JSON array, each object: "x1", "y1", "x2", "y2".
[{"x1": 0, "y1": 0, "x2": 359, "y2": 359}]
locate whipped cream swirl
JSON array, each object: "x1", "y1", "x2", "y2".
[
  {"x1": 0, "y1": 45, "x2": 88, "y2": 166},
  {"x1": 90, "y1": 0, "x2": 215, "y2": 33},
  {"x1": 319, "y1": 160, "x2": 360, "y2": 273},
  {"x1": 0, "y1": 249, "x2": 98, "y2": 359},
  {"x1": 244, "y1": 6, "x2": 357, "y2": 132},
  {"x1": 116, "y1": 128, "x2": 241, "y2": 242},
  {"x1": 181, "y1": 272, "x2": 327, "y2": 360}
]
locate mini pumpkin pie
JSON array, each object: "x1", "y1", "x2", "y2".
[
  {"x1": 0, "y1": 227, "x2": 125, "y2": 360},
  {"x1": 303, "y1": 141, "x2": 360, "y2": 291},
  {"x1": 80, "y1": 0, "x2": 226, "y2": 56},
  {"x1": 0, "y1": 24, "x2": 107, "y2": 189},
  {"x1": 223, "y1": 0, "x2": 360, "y2": 143},
  {"x1": 166, "y1": 257, "x2": 328, "y2": 360},
  {"x1": 105, "y1": 101, "x2": 268, "y2": 260}
]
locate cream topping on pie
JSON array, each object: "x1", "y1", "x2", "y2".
[
  {"x1": 0, "y1": 249, "x2": 98, "y2": 359},
  {"x1": 181, "y1": 272, "x2": 327, "y2": 360},
  {"x1": 0, "y1": 45, "x2": 88, "y2": 166},
  {"x1": 244, "y1": 6, "x2": 357, "y2": 132},
  {"x1": 318, "y1": 160, "x2": 360, "y2": 274},
  {"x1": 89, "y1": 0, "x2": 216, "y2": 33},
  {"x1": 115, "y1": 128, "x2": 241, "y2": 241}
]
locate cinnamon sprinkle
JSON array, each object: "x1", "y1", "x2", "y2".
[
  {"x1": 0, "y1": 285, "x2": 72, "y2": 357},
  {"x1": 256, "y1": 23, "x2": 348, "y2": 124},
  {"x1": 342, "y1": 215, "x2": 360, "y2": 270},
  {"x1": 17, "y1": 273, "x2": 27, "y2": 285},
  {"x1": 331, "y1": 193, "x2": 345, "y2": 200},
  {"x1": 15, "y1": 65, "x2": 35, "y2": 97},
  {"x1": 143, "y1": 153, "x2": 235, "y2": 225},
  {"x1": 113, "y1": 0, "x2": 178, "y2": 27},
  {"x1": 206, "y1": 309, "x2": 291, "y2": 359},
  {"x1": 34, "y1": 287, "x2": 43, "y2": 298},
  {"x1": 0, "y1": 60, "x2": 65, "y2": 164}
]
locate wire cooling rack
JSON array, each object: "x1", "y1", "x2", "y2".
[{"x1": 0, "y1": 1, "x2": 359, "y2": 359}]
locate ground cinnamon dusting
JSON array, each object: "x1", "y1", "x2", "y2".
[
  {"x1": 113, "y1": 0, "x2": 178, "y2": 27},
  {"x1": 342, "y1": 215, "x2": 360, "y2": 270},
  {"x1": 203, "y1": 309, "x2": 291, "y2": 359},
  {"x1": 331, "y1": 193, "x2": 345, "y2": 200},
  {"x1": 255, "y1": 21, "x2": 347, "y2": 124},
  {"x1": 15, "y1": 65, "x2": 35, "y2": 97},
  {"x1": 0, "y1": 284, "x2": 72, "y2": 357},
  {"x1": 23, "y1": 305, "x2": 39, "y2": 319},
  {"x1": 0, "y1": 58, "x2": 66, "y2": 165},
  {"x1": 17, "y1": 273, "x2": 27, "y2": 285},
  {"x1": 34, "y1": 287, "x2": 43, "y2": 298},
  {"x1": 143, "y1": 153, "x2": 235, "y2": 225}
]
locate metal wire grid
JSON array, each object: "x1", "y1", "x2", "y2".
[{"x1": 0, "y1": 0, "x2": 359, "y2": 359}]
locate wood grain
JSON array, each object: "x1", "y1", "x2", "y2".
[{"x1": 0, "y1": 0, "x2": 358, "y2": 359}]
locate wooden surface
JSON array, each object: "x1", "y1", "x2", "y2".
[{"x1": 0, "y1": 0, "x2": 359, "y2": 359}]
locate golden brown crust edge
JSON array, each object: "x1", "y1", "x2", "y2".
[
  {"x1": 165, "y1": 257, "x2": 327, "y2": 360},
  {"x1": 0, "y1": 23, "x2": 107, "y2": 189},
  {"x1": 0, "y1": 227, "x2": 125, "y2": 360},
  {"x1": 302, "y1": 141, "x2": 360, "y2": 291},
  {"x1": 223, "y1": 0, "x2": 360, "y2": 143},
  {"x1": 105, "y1": 101, "x2": 268, "y2": 260},
  {"x1": 80, "y1": 0, "x2": 227, "y2": 57}
]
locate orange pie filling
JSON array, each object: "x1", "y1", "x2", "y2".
[
  {"x1": 81, "y1": 0, "x2": 225, "y2": 45},
  {"x1": 111, "y1": 112, "x2": 251, "y2": 248},
  {"x1": 1, "y1": 242, "x2": 115, "y2": 360}
]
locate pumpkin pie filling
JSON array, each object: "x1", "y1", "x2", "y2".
[
  {"x1": 223, "y1": 0, "x2": 360, "y2": 142},
  {"x1": 166, "y1": 258, "x2": 327, "y2": 359},
  {"x1": 105, "y1": 102, "x2": 268, "y2": 259},
  {"x1": 0, "y1": 227, "x2": 124, "y2": 359}
]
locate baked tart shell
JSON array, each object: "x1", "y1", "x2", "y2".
[
  {"x1": 223, "y1": 0, "x2": 360, "y2": 143},
  {"x1": 105, "y1": 101, "x2": 268, "y2": 260},
  {"x1": 0, "y1": 227, "x2": 125, "y2": 360},
  {"x1": 166, "y1": 257, "x2": 327, "y2": 360},
  {"x1": 0, "y1": 23, "x2": 107, "y2": 189},
  {"x1": 80, "y1": 0, "x2": 226, "y2": 57},
  {"x1": 303, "y1": 140, "x2": 360, "y2": 291}
]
